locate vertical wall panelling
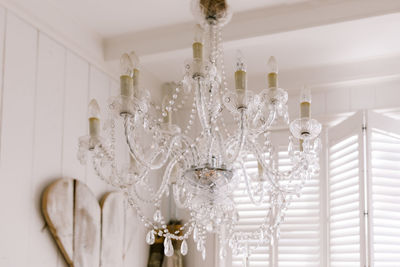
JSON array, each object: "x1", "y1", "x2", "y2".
[
  {"x1": 0, "y1": 13, "x2": 38, "y2": 266},
  {"x1": 62, "y1": 51, "x2": 89, "y2": 182},
  {"x1": 28, "y1": 32, "x2": 66, "y2": 266},
  {"x1": 0, "y1": 4, "x2": 160, "y2": 266},
  {"x1": 87, "y1": 66, "x2": 113, "y2": 199},
  {"x1": 0, "y1": 7, "x2": 5, "y2": 154}
]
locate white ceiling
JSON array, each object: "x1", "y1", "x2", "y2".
[
  {"x1": 139, "y1": 13, "x2": 400, "y2": 85},
  {"x1": 16, "y1": 0, "x2": 309, "y2": 37},
  {"x1": 6, "y1": 0, "x2": 400, "y2": 90}
]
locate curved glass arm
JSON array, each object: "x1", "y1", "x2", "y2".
[
  {"x1": 89, "y1": 142, "x2": 149, "y2": 188},
  {"x1": 218, "y1": 108, "x2": 246, "y2": 165},
  {"x1": 240, "y1": 162, "x2": 267, "y2": 205},
  {"x1": 246, "y1": 138, "x2": 317, "y2": 194},
  {"x1": 123, "y1": 114, "x2": 180, "y2": 170},
  {"x1": 194, "y1": 77, "x2": 210, "y2": 131}
]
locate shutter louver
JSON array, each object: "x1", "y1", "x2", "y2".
[
  {"x1": 278, "y1": 150, "x2": 321, "y2": 267},
  {"x1": 232, "y1": 153, "x2": 270, "y2": 267},
  {"x1": 370, "y1": 130, "x2": 400, "y2": 266},
  {"x1": 231, "y1": 143, "x2": 321, "y2": 267},
  {"x1": 329, "y1": 135, "x2": 361, "y2": 267}
]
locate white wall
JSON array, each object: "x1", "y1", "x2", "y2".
[{"x1": 0, "y1": 6, "x2": 155, "y2": 267}]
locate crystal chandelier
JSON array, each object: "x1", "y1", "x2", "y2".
[{"x1": 78, "y1": 0, "x2": 321, "y2": 262}]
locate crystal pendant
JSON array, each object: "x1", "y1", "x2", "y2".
[
  {"x1": 193, "y1": 226, "x2": 199, "y2": 242},
  {"x1": 164, "y1": 236, "x2": 174, "y2": 257},
  {"x1": 202, "y1": 248, "x2": 206, "y2": 260},
  {"x1": 146, "y1": 230, "x2": 155, "y2": 245},
  {"x1": 180, "y1": 239, "x2": 188, "y2": 256},
  {"x1": 219, "y1": 247, "x2": 227, "y2": 259},
  {"x1": 206, "y1": 222, "x2": 213, "y2": 232},
  {"x1": 196, "y1": 240, "x2": 204, "y2": 251},
  {"x1": 153, "y1": 210, "x2": 162, "y2": 223}
]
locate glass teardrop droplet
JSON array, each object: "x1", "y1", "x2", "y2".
[
  {"x1": 193, "y1": 226, "x2": 199, "y2": 242},
  {"x1": 164, "y1": 236, "x2": 174, "y2": 257},
  {"x1": 219, "y1": 247, "x2": 227, "y2": 259},
  {"x1": 153, "y1": 210, "x2": 162, "y2": 223},
  {"x1": 180, "y1": 239, "x2": 188, "y2": 256},
  {"x1": 146, "y1": 230, "x2": 155, "y2": 245}
]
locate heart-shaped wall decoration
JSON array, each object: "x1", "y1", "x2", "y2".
[{"x1": 42, "y1": 178, "x2": 136, "y2": 267}]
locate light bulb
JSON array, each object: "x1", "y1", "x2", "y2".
[
  {"x1": 300, "y1": 86, "x2": 311, "y2": 119},
  {"x1": 193, "y1": 24, "x2": 204, "y2": 43},
  {"x1": 267, "y1": 56, "x2": 278, "y2": 88},
  {"x1": 300, "y1": 86, "x2": 312, "y2": 104},
  {"x1": 120, "y1": 53, "x2": 133, "y2": 76},
  {"x1": 267, "y1": 56, "x2": 278, "y2": 74},
  {"x1": 193, "y1": 25, "x2": 204, "y2": 61},
  {"x1": 88, "y1": 99, "x2": 100, "y2": 119},
  {"x1": 88, "y1": 99, "x2": 100, "y2": 137},
  {"x1": 235, "y1": 50, "x2": 246, "y2": 72},
  {"x1": 129, "y1": 51, "x2": 141, "y2": 70}
]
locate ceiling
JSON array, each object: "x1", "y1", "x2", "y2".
[
  {"x1": 11, "y1": 0, "x2": 310, "y2": 37},
  {"x1": 6, "y1": 0, "x2": 400, "y2": 90}
]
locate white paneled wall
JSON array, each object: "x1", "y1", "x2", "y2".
[{"x1": 0, "y1": 7, "x2": 149, "y2": 267}]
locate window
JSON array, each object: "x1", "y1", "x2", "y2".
[
  {"x1": 328, "y1": 111, "x2": 400, "y2": 266},
  {"x1": 226, "y1": 110, "x2": 400, "y2": 267},
  {"x1": 229, "y1": 131, "x2": 322, "y2": 267}
]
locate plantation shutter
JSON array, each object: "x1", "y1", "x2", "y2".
[
  {"x1": 232, "y1": 153, "x2": 271, "y2": 267},
  {"x1": 230, "y1": 130, "x2": 322, "y2": 267},
  {"x1": 366, "y1": 111, "x2": 400, "y2": 266},
  {"x1": 328, "y1": 112, "x2": 365, "y2": 267},
  {"x1": 277, "y1": 148, "x2": 321, "y2": 267}
]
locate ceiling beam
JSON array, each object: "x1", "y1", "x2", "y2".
[{"x1": 104, "y1": 0, "x2": 400, "y2": 61}]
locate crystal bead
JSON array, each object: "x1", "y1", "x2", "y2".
[
  {"x1": 193, "y1": 226, "x2": 199, "y2": 242},
  {"x1": 206, "y1": 223, "x2": 213, "y2": 232},
  {"x1": 180, "y1": 239, "x2": 188, "y2": 256},
  {"x1": 219, "y1": 247, "x2": 227, "y2": 259},
  {"x1": 153, "y1": 210, "x2": 162, "y2": 222},
  {"x1": 202, "y1": 248, "x2": 206, "y2": 260},
  {"x1": 146, "y1": 230, "x2": 155, "y2": 245},
  {"x1": 164, "y1": 236, "x2": 174, "y2": 257},
  {"x1": 196, "y1": 240, "x2": 203, "y2": 251}
]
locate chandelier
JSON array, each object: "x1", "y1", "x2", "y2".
[{"x1": 78, "y1": 0, "x2": 321, "y2": 263}]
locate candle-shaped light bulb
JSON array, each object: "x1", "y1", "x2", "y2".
[
  {"x1": 194, "y1": 24, "x2": 203, "y2": 43},
  {"x1": 267, "y1": 56, "x2": 278, "y2": 88},
  {"x1": 236, "y1": 50, "x2": 246, "y2": 72},
  {"x1": 120, "y1": 53, "x2": 134, "y2": 98},
  {"x1": 192, "y1": 24, "x2": 203, "y2": 61},
  {"x1": 300, "y1": 86, "x2": 312, "y2": 119},
  {"x1": 88, "y1": 99, "x2": 100, "y2": 137},
  {"x1": 129, "y1": 51, "x2": 141, "y2": 97},
  {"x1": 129, "y1": 51, "x2": 141, "y2": 70},
  {"x1": 235, "y1": 50, "x2": 247, "y2": 107},
  {"x1": 120, "y1": 53, "x2": 133, "y2": 76}
]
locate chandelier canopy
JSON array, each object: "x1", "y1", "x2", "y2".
[{"x1": 78, "y1": 0, "x2": 321, "y2": 263}]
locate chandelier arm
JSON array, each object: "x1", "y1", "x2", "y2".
[
  {"x1": 90, "y1": 143, "x2": 151, "y2": 188},
  {"x1": 248, "y1": 138, "x2": 308, "y2": 194},
  {"x1": 259, "y1": 108, "x2": 277, "y2": 133},
  {"x1": 130, "y1": 154, "x2": 180, "y2": 205},
  {"x1": 216, "y1": 108, "x2": 246, "y2": 166},
  {"x1": 174, "y1": 133, "x2": 200, "y2": 166},
  {"x1": 172, "y1": 183, "x2": 190, "y2": 209},
  {"x1": 240, "y1": 162, "x2": 267, "y2": 206},
  {"x1": 195, "y1": 78, "x2": 211, "y2": 131},
  {"x1": 123, "y1": 114, "x2": 178, "y2": 170}
]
